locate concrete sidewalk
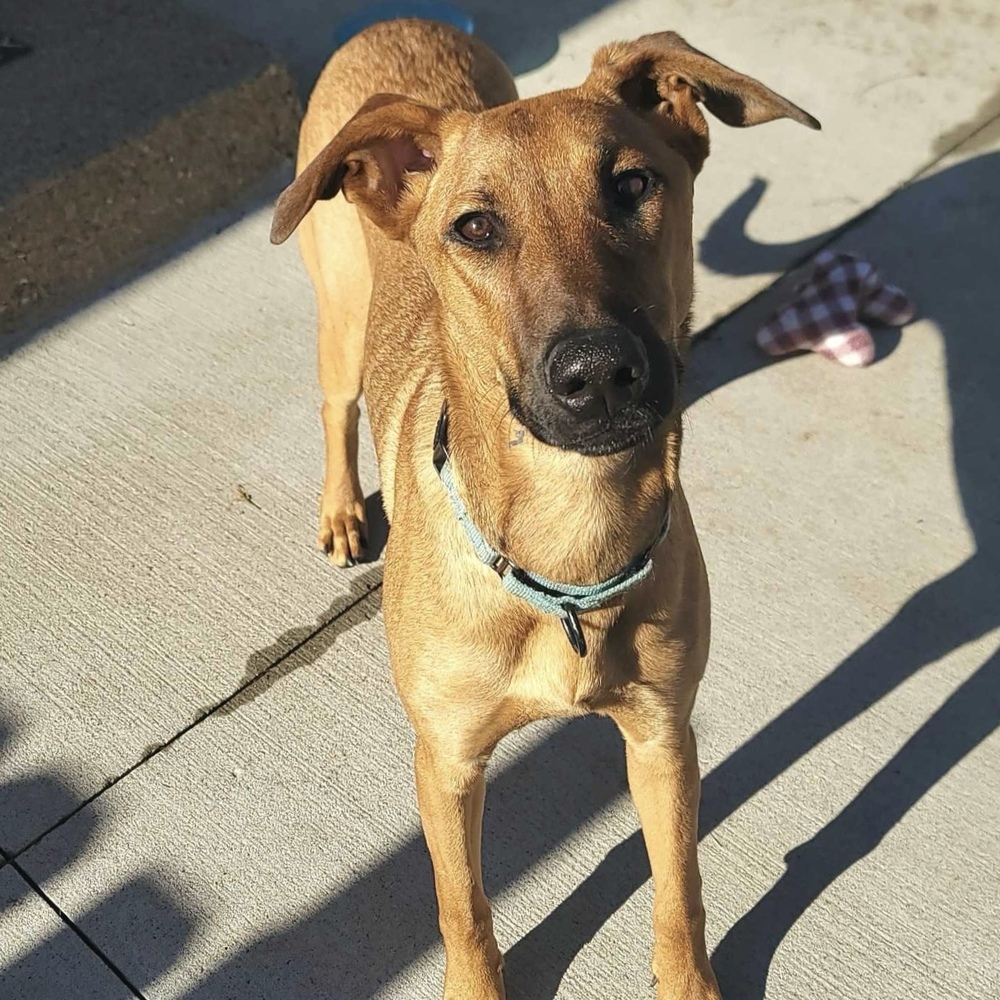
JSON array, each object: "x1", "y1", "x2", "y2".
[{"x1": 2, "y1": 1, "x2": 999, "y2": 998}]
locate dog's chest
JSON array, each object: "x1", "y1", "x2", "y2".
[{"x1": 506, "y1": 614, "x2": 633, "y2": 718}]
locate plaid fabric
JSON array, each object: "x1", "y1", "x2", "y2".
[{"x1": 757, "y1": 250, "x2": 916, "y2": 367}]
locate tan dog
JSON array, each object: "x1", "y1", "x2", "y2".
[{"x1": 270, "y1": 19, "x2": 817, "y2": 999}]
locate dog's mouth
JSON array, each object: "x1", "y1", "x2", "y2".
[{"x1": 508, "y1": 387, "x2": 669, "y2": 456}]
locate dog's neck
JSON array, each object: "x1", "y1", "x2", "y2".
[{"x1": 439, "y1": 356, "x2": 681, "y2": 587}]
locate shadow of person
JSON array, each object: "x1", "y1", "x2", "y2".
[
  {"x1": 0, "y1": 869, "x2": 193, "y2": 1000},
  {"x1": 1, "y1": 705, "x2": 103, "y2": 862},
  {"x1": 711, "y1": 647, "x2": 1000, "y2": 999},
  {"x1": 0, "y1": 709, "x2": 193, "y2": 997},
  {"x1": 692, "y1": 148, "x2": 1000, "y2": 998}
]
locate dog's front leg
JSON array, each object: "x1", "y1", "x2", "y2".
[
  {"x1": 612, "y1": 705, "x2": 720, "y2": 1000},
  {"x1": 414, "y1": 737, "x2": 505, "y2": 1000}
]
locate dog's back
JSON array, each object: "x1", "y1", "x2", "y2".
[
  {"x1": 293, "y1": 21, "x2": 517, "y2": 523},
  {"x1": 301, "y1": 19, "x2": 515, "y2": 151}
]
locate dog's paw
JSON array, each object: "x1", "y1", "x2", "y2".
[{"x1": 317, "y1": 491, "x2": 368, "y2": 567}]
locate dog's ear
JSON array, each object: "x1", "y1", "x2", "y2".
[
  {"x1": 581, "y1": 32, "x2": 819, "y2": 172},
  {"x1": 270, "y1": 94, "x2": 445, "y2": 245}
]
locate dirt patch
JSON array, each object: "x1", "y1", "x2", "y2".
[{"x1": 0, "y1": 63, "x2": 300, "y2": 336}]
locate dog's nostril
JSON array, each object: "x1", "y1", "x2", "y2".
[
  {"x1": 612, "y1": 365, "x2": 639, "y2": 388},
  {"x1": 546, "y1": 328, "x2": 649, "y2": 418}
]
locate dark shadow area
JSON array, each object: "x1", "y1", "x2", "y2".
[
  {"x1": 0, "y1": 34, "x2": 31, "y2": 68},
  {"x1": 0, "y1": 0, "x2": 299, "y2": 342},
  {"x1": 468, "y1": 0, "x2": 616, "y2": 77},
  {"x1": 0, "y1": 866, "x2": 189, "y2": 1000},
  {"x1": 0, "y1": 711, "x2": 192, "y2": 997},
  {"x1": 215, "y1": 565, "x2": 383, "y2": 717},
  {"x1": 0, "y1": 0, "x2": 276, "y2": 203},
  {"x1": 364, "y1": 488, "x2": 391, "y2": 561},
  {"x1": 1, "y1": 0, "x2": 617, "y2": 358},
  {"x1": 180, "y1": 0, "x2": 619, "y2": 91},
  {"x1": 0, "y1": 706, "x2": 103, "y2": 859},
  {"x1": 0, "y1": 185, "x2": 285, "y2": 364}
]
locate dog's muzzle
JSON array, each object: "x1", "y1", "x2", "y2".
[{"x1": 512, "y1": 325, "x2": 675, "y2": 456}]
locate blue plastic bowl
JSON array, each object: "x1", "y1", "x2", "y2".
[{"x1": 333, "y1": 2, "x2": 474, "y2": 49}]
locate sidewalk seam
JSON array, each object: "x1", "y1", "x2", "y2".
[
  {"x1": 8, "y1": 579, "x2": 383, "y2": 863},
  {"x1": 1, "y1": 852, "x2": 147, "y2": 999}
]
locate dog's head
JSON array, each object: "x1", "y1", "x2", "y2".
[{"x1": 272, "y1": 32, "x2": 818, "y2": 457}]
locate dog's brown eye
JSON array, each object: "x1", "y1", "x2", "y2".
[
  {"x1": 612, "y1": 169, "x2": 654, "y2": 209},
  {"x1": 454, "y1": 212, "x2": 496, "y2": 246}
]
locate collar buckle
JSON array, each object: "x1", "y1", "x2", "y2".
[
  {"x1": 489, "y1": 553, "x2": 511, "y2": 578},
  {"x1": 432, "y1": 406, "x2": 449, "y2": 472}
]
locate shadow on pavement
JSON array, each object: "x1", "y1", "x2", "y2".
[
  {"x1": 694, "y1": 144, "x2": 1000, "y2": 1000},
  {"x1": 180, "y1": 0, "x2": 619, "y2": 91},
  {"x1": 511, "y1": 146, "x2": 1000, "y2": 1000},
  {"x1": 0, "y1": 711, "x2": 192, "y2": 999},
  {"x1": 1, "y1": 0, "x2": 616, "y2": 358}
]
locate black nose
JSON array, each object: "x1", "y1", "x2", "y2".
[{"x1": 545, "y1": 328, "x2": 649, "y2": 420}]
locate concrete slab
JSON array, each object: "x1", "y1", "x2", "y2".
[
  {"x1": 2, "y1": 0, "x2": 999, "y2": 994},
  {"x1": 12, "y1": 124, "x2": 1000, "y2": 1000},
  {"x1": 0, "y1": 208, "x2": 382, "y2": 852},
  {"x1": 0, "y1": 864, "x2": 135, "y2": 1000}
]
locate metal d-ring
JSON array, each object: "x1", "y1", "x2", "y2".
[{"x1": 560, "y1": 604, "x2": 587, "y2": 657}]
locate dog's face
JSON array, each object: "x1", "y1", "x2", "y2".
[
  {"x1": 410, "y1": 95, "x2": 694, "y2": 455},
  {"x1": 272, "y1": 32, "x2": 818, "y2": 456}
]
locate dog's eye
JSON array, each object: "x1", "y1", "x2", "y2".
[
  {"x1": 453, "y1": 212, "x2": 498, "y2": 247},
  {"x1": 612, "y1": 169, "x2": 655, "y2": 210}
]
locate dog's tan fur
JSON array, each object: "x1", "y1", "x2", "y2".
[{"x1": 271, "y1": 19, "x2": 817, "y2": 999}]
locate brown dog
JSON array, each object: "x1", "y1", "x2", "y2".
[{"x1": 270, "y1": 18, "x2": 817, "y2": 999}]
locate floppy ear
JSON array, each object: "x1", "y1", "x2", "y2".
[
  {"x1": 270, "y1": 94, "x2": 445, "y2": 245},
  {"x1": 582, "y1": 31, "x2": 819, "y2": 172}
]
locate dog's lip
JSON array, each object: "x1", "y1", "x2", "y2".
[
  {"x1": 560, "y1": 417, "x2": 659, "y2": 455},
  {"x1": 509, "y1": 389, "x2": 661, "y2": 455}
]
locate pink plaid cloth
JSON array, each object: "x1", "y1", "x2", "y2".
[{"x1": 757, "y1": 250, "x2": 916, "y2": 367}]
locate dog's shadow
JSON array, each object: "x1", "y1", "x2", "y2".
[{"x1": 364, "y1": 488, "x2": 391, "y2": 561}]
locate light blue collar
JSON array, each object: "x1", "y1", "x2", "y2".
[{"x1": 433, "y1": 406, "x2": 671, "y2": 656}]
